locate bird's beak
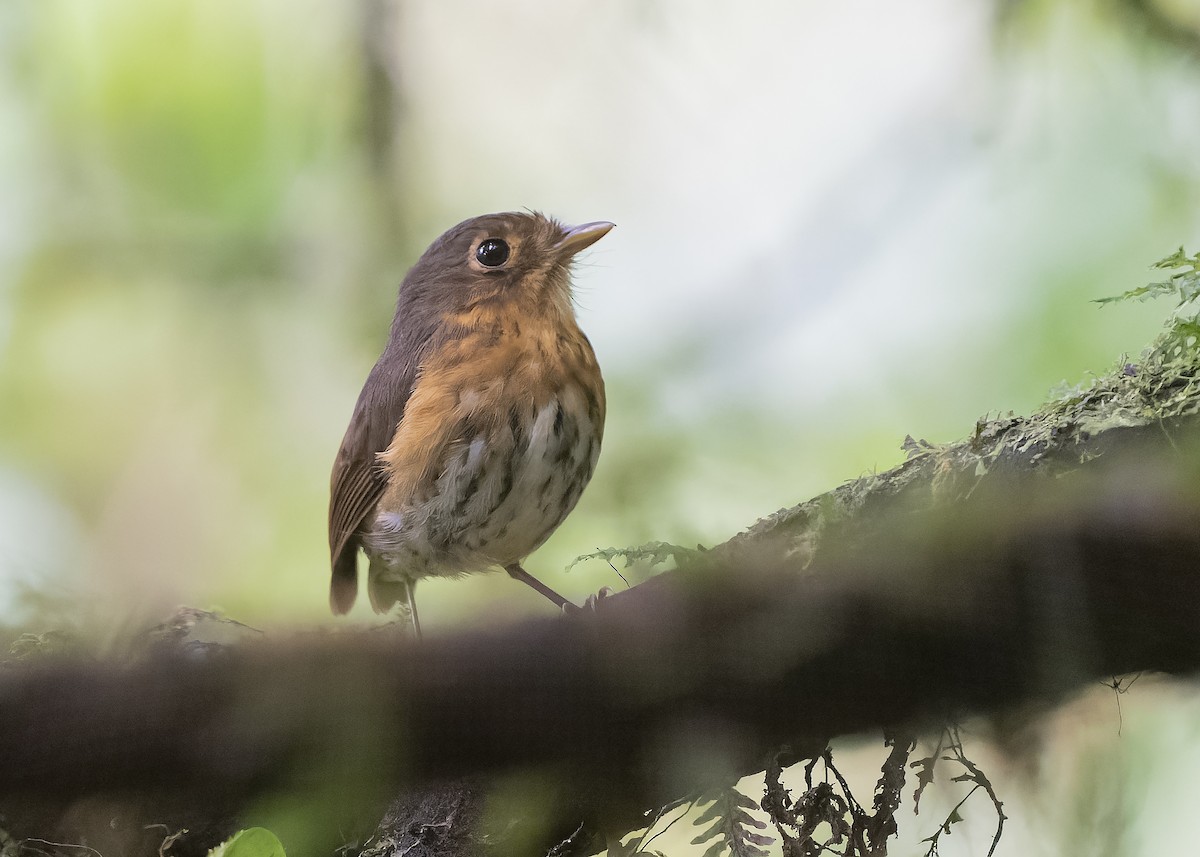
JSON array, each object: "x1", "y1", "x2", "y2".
[{"x1": 555, "y1": 221, "x2": 615, "y2": 260}]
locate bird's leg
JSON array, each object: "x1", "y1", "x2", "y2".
[
  {"x1": 406, "y1": 579, "x2": 422, "y2": 639},
  {"x1": 505, "y1": 563, "x2": 578, "y2": 611}
]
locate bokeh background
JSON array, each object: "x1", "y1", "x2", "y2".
[{"x1": 2, "y1": 0, "x2": 1200, "y2": 853}]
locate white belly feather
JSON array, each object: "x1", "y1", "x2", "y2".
[{"x1": 365, "y1": 385, "x2": 600, "y2": 583}]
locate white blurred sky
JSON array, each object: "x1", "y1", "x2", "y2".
[
  {"x1": 396, "y1": 0, "x2": 995, "y2": 389},
  {"x1": 3, "y1": 0, "x2": 1200, "y2": 618},
  {"x1": 385, "y1": 0, "x2": 1197, "y2": 428}
]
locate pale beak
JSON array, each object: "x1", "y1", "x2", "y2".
[{"x1": 555, "y1": 221, "x2": 615, "y2": 260}]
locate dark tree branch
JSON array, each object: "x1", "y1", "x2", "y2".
[
  {"x1": 4, "y1": 321, "x2": 1200, "y2": 854},
  {"x1": 3, "y1": 419, "x2": 1200, "y2": 854}
]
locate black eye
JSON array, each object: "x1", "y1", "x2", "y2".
[{"x1": 476, "y1": 238, "x2": 510, "y2": 268}]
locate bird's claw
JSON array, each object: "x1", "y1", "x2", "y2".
[
  {"x1": 562, "y1": 586, "x2": 614, "y2": 616},
  {"x1": 584, "y1": 586, "x2": 613, "y2": 611}
]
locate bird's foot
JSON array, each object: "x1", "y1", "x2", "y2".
[{"x1": 562, "y1": 586, "x2": 613, "y2": 615}]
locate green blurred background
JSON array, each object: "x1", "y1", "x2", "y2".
[
  {"x1": 1, "y1": 0, "x2": 1200, "y2": 850},
  {"x1": 5, "y1": 0, "x2": 1198, "y2": 633}
]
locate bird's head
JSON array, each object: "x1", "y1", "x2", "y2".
[{"x1": 394, "y1": 211, "x2": 614, "y2": 330}]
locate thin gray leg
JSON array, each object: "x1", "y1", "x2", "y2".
[
  {"x1": 406, "y1": 579, "x2": 422, "y2": 639},
  {"x1": 505, "y1": 563, "x2": 577, "y2": 611}
]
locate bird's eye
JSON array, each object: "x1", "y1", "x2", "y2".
[{"x1": 476, "y1": 238, "x2": 510, "y2": 268}]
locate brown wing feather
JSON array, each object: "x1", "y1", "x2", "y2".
[
  {"x1": 328, "y1": 349, "x2": 421, "y2": 614},
  {"x1": 328, "y1": 459, "x2": 383, "y2": 613}
]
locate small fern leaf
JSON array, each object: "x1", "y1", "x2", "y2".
[
  {"x1": 1096, "y1": 247, "x2": 1200, "y2": 308},
  {"x1": 568, "y1": 541, "x2": 703, "y2": 573},
  {"x1": 689, "y1": 789, "x2": 774, "y2": 857}
]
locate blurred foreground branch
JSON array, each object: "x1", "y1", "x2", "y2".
[
  {"x1": 4, "y1": 418, "x2": 1200, "y2": 853},
  {"x1": 5, "y1": 283, "x2": 1200, "y2": 854}
]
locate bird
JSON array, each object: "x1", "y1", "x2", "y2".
[{"x1": 328, "y1": 211, "x2": 613, "y2": 635}]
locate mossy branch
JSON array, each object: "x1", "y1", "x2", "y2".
[{"x1": 5, "y1": 251, "x2": 1200, "y2": 856}]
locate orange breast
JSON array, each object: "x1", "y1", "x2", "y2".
[{"x1": 371, "y1": 305, "x2": 605, "y2": 570}]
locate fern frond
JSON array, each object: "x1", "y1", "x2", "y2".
[{"x1": 689, "y1": 789, "x2": 773, "y2": 857}]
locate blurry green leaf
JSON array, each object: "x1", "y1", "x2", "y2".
[
  {"x1": 0, "y1": 823, "x2": 17, "y2": 857},
  {"x1": 208, "y1": 827, "x2": 286, "y2": 857},
  {"x1": 5, "y1": 629, "x2": 78, "y2": 663}
]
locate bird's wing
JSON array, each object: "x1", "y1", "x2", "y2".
[{"x1": 328, "y1": 353, "x2": 419, "y2": 614}]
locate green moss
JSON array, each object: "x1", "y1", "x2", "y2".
[{"x1": 719, "y1": 248, "x2": 1200, "y2": 564}]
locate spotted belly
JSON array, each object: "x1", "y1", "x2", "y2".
[{"x1": 363, "y1": 384, "x2": 601, "y2": 583}]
